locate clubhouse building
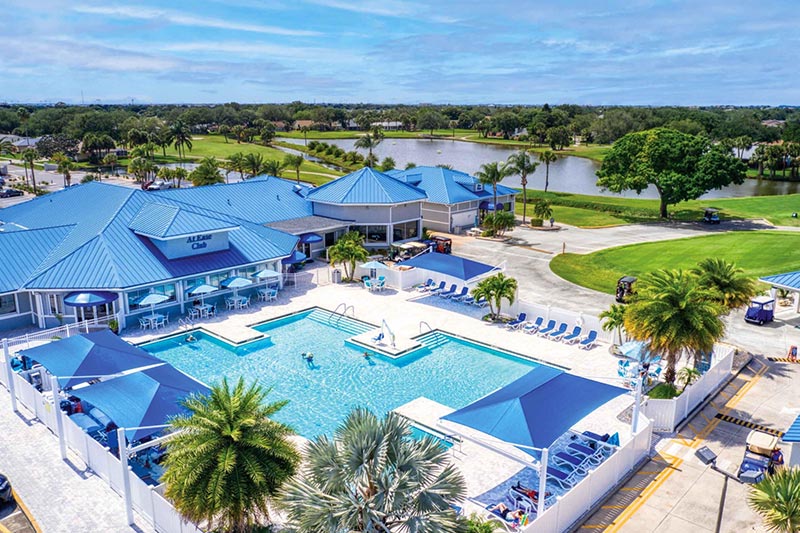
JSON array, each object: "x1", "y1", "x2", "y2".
[{"x1": 0, "y1": 166, "x2": 515, "y2": 333}]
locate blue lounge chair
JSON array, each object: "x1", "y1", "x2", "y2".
[
  {"x1": 429, "y1": 281, "x2": 447, "y2": 295},
  {"x1": 547, "y1": 465, "x2": 580, "y2": 489},
  {"x1": 553, "y1": 451, "x2": 591, "y2": 475},
  {"x1": 567, "y1": 442, "x2": 604, "y2": 465},
  {"x1": 449, "y1": 287, "x2": 469, "y2": 301},
  {"x1": 561, "y1": 325, "x2": 582, "y2": 344},
  {"x1": 472, "y1": 297, "x2": 489, "y2": 308},
  {"x1": 522, "y1": 316, "x2": 544, "y2": 334},
  {"x1": 416, "y1": 279, "x2": 435, "y2": 292},
  {"x1": 579, "y1": 330, "x2": 598, "y2": 350},
  {"x1": 535, "y1": 320, "x2": 557, "y2": 337},
  {"x1": 438, "y1": 284, "x2": 458, "y2": 298},
  {"x1": 461, "y1": 294, "x2": 475, "y2": 304},
  {"x1": 546, "y1": 322, "x2": 569, "y2": 340},
  {"x1": 485, "y1": 505, "x2": 522, "y2": 531},
  {"x1": 506, "y1": 313, "x2": 527, "y2": 330}
]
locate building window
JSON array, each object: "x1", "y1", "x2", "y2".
[
  {"x1": 366, "y1": 225, "x2": 386, "y2": 243},
  {"x1": 48, "y1": 294, "x2": 60, "y2": 315},
  {"x1": 0, "y1": 294, "x2": 16, "y2": 315},
  {"x1": 325, "y1": 231, "x2": 336, "y2": 247},
  {"x1": 208, "y1": 271, "x2": 233, "y2": 288},
  {"x1": 128, "y1": 283, "x2": 176, "y2": 311},
  {"x1": 238, "y1": 265, "x2": 257, "y2": 278},
  {"x1": 184, "y1": 277, "x2": 206, "y2": 293},
  {"x1": 392, "y1": 221, "x2": 419, "y2": 241}
]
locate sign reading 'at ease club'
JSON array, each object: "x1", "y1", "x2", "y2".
[
  {"x1": 151, "y1": 231, "x2": 232, "y2": 260},
  {"x1": 187, "y1": 234, "x2": 212, "y2": 249}
]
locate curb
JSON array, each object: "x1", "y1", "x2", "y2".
[{"x1": 11, "y1": 490, "x2": 41, "y2": 533}]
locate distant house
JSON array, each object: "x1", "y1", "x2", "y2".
[
  {"x1": 293, "y1": 120, "x2": 315, "y2": 130},
  {"x1": 11, "y1": 137, "x2": 41, "y2": 152},
  {"x1": 761, "y1": 120, "x2": 786, "y2": 128},
  {"x1": 371, "y1": 121, "x2": 403, "y2": 131}
]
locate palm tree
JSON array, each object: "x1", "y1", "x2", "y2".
[
  {"x1": 748, "y1": 467, "x2": 800, "y2": 533},
  {"x1": 354, "y1": 133, "x2": 382, "y2": 166},
  {"x1": 53, "y1": 152, "x2": 75, "y2": 188},
  {"x1": 244, "y1": 153, "x2": 265, "y2": 179},
  {"x1": 102, "y1": 153, "x2": 118, "y2": 176},
  {"x1": 475, "y1": 161, "x2": 514, "y2": 212},
  {"x1": 172, "y1": 167, "x2": 188, "y2": 188},
  {"x1": 157, "y1": 166, "x2": 174, "y2": 186},
  {"x1": 599, "y1": 303, "x2": 627, "y2": 345},
  {"x1": 328, "y1": 233, "x2": 369, "y2": 281},
  {"x1": 228, "y1": 152, "x2": 246, "y2": 181},
  {"x1": 506, "y1": 150, "x2": 539, "y2": 223},
  {"x1": 163, "y1": 378, "x2": 299, "y2": 533},
  {"x1": 189, "y1": 157, "x2": 224, "y2": 187},
  {"x1": 624, "y1": 269, "x2": 726, "y2": 384},
  {"x1": 263, "y1": 159, "x2": 285, "y2": 178},
  {"x1": 282, "y1": 154, "x2": 304, "y2": 183},
  {"x1": 299, "y1": 125, "x2": 310, "y2": 146},
  {"x1": 691, "y1": 258, "x2": 757, "y2": 312},
  {"x1": 170, "y1": 120, "x2": 193, "y2": 163},
  {"x1": 21, "y1": 148, "x2": 38, "y2": 192},
  {"x1": 0, "y1": 137, "x2": 14, "y2": 157},
  {"x1": 471, "y1": 273, "x2": 518, "y2": 320},
  {"x1": 676, "y1": 367, "x2": 702, "y2": 391},
  {"x1": 532, "y1": 199, "x2": 553, "y2": 221},
  {"x1": 281, "y1": 408, "x2": 465, "y2": 532},
  {"x1": 128, "y1": 156, "x2": 155, "y2": 183},
  {"x1": 538, "y1": 150, "x2": 559, "y2": 192}
]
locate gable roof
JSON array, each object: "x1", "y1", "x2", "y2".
[
  {"x1": 0, "y1": 225, "x2": 73, "y2": 293},
  {"x1": 761, "y1": 271, "x2": 800, "y2": 290},
  {"x1": 128, "y1": 203, "x2": 238, "y2": 238},
  {"x1": 391, "y1": 166, "x2": 517, "y2": 205},
  {"x1": 306, "y1": 167, "x2": 427, "y2": 205}
]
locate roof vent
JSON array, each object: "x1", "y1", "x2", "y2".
[{"x1": 276, "y1": 194, "x2": 281, "y2": 201}]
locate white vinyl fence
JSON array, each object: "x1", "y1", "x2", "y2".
[
  {"x1": 0, "y1": 346, "x2": 203, "y2": 533},
  {"x1": 524, "y1": 416, "x2": 653, "y2": 533},
  {"x1": 6, "y1": 315, "x2": 117, "y2": 350},
  {"x1": 641, "y1": 344, "x2": 736, "y2": 433}
]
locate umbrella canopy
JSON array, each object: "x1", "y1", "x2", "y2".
[
  {"x1": 618, "y1": 341, "x2": 661, "y2": 364},
  {"x1": 187, "y1": 284, "x2": 218, "y2": 296},
  {"x1": 360, "y1": 261, "x2": 388, "y2": 270},
  {"x1": 442, "y1": 367, "x2": 627, "y2": 450},
  {"x1": 73, "y1": 364, "x2": 210, "y2": 441},
  {"x1": 19, "y1": 330, "x2": 163, "y2": 389},
  {"x1": 253, "y1": 269, "x2": 282, "y2": 281},
  {"x1": 299, "y1": 232, "x2": 323, "y2": 244},
  {"x1": 220, "y1": 276, "x2": 253, "y2": 289},
  {"x1": 282, "y1": 250, "x2": 307, "y2": 265},
  {"x1": 402, "y1": 252, "x2": 496, "y2": 282},
  {"x1": 134, "y1": 293, "x2": 170, "y2": 307},
  {"x1": 63, "y1": 291, "x2": 119, "y2": 308}
]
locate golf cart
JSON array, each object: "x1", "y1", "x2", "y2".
[
  {"x1": 702, "y1": 208, "x2": 721, "y2": 224},
  {"x1": 744, "y1": 296, "x2": 775, "y2": 325},
  {"x1": 738, "y1": 430, "x2": 779, "y2": 483},
  {"x1": 615, "y1": 276, "x2": 637, "y2": 303}
]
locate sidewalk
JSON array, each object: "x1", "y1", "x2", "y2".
[{"x1": 0, "y1": 388, "x2": 154, "y2": 533}]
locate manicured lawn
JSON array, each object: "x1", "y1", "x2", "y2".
[
  {"x1": 549, "y1": 231, "x2": 800, "y2": 294},
  {"x1": 516, "y1": 203, "x2": 627, "y2": 227}
]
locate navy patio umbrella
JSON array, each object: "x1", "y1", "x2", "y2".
[
  {"x1": 19, "y1": 330, "x2": 163, "y2": 389},
  {"x1": 63, "y1": 291, "x2": 119, "y2": 308},
  {"x1": 282, "y1": 250, "x2": 307, "y2": 265},
  {"x1": 299, "y1": 232, "x2": 323, "y2": 244}
]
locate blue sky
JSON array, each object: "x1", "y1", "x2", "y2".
[{"x1": 2, "y1": 0, "x2": 796, "y2": 105}]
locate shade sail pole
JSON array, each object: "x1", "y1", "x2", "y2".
[
  {"x1": 3, "y1": 339, "x2": 18, "y2": 413},
  {"x1": 538, "y1": 447, "x2": 548, "y2": 517},
  {"x1": 118, "y1": 427, "x2": 135, "y2": 526},
  {"x1": 51, "y1": 374, "x2": 67, "y2": 460}
]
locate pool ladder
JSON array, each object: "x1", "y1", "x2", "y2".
[
  {"x1": 419, "y1": 321, "x2": 433, "y2": 333},
  {"x1": 178, "y1": 317, "x2": 194, "y2": 330},
  {"x1": 331, "y1": 303, "x2": 355, "y2": 324}
]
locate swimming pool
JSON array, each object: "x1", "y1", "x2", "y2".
[{"x1": 142, "y1": 308, "x2": 540, "y2": 439}]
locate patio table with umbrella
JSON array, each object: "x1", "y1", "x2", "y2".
[
  {"x1": 187, "y1": 283, "x2": 218, "y2": 317},
  {"x1": 220, "y1": 276, "x2": 254, "y2": 308},
  {"x1": 133, "y1": 293, "x2": 171, "y2": 327},
  {"x1": 360, "y1": 260, "x2": 388, "y2": 279}
]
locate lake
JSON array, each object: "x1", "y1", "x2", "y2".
[{"x1": 282, "y1": 137, "x2": 800, "y2": 199}]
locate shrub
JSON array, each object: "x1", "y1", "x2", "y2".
[
  {"x1": 530, "y1": 218, "x2": 543, "y2": 227},
  {"x1": 648, "y1": 382, "x2": 680, "y2": 399}
]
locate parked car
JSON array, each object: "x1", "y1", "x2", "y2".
[
  {"x1": 146, "y1": 180, "x2": 173, "y2": 191},
  {"x1": 0, "y1": 188, "x2": 24, "y2": 198},
  {"x1": 0, "y1": 473, "x2": 11, "y2": 503}
]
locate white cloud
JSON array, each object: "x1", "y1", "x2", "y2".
[
  {"x1": 72, "y1": 4, "x2": 321, "y2": 36},
  {"x1": 303, "y1": 0, "x2": 459, "y2": 23}
]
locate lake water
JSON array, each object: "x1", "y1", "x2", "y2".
[{"x1": 282, "y1": 138, "x2": 799, "y2": 199}]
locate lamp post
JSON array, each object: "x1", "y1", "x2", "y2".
[{"x1": 695, "y1": 446, "x2": 747, "y2": 533}]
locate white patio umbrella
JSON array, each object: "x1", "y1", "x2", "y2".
[
  {"x1": 220, "y1": 276, "x2": 253, "y2": 298},
  {"x1": 134, "y1": 293, "x2": 170, "y2": 316},
  {"x1": 253, "y1": 269, "x2": 281, "y2": 282},
  {"x1": 187, "y1": 283, "x2": 218, "y2": 305},
  {"x1": 360, "y1": 260, "x2": 388, "y2": 279}
]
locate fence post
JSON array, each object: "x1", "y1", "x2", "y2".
[
  {"x1": 3, "y1": 339, "x2": 18, "y2": 413},
  {"x1": 51, "y1": 375, "x2": 67, "y2": 460}
]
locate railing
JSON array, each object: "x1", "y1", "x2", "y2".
[
  {"x1": 419, "y1": 321, "x2": 433, "y2": 333},
  {"x1": 642, "y1": 344, "x2": 736, "y2": 433},
  {"x1": 177, "y1": 317, "x2": 194, "y2": 330},
  {"x1": 5, "y1": 314, "x2": 118, "y2": 350}
]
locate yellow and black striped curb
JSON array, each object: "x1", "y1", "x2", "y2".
[
  {"x1": 714, "y1": 413, "x2": 785, "y2": 437},
  {"x1": 767, "y1": 357, "x2": 800, "y2": 363}
]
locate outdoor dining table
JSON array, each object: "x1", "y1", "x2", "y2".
[
  {"x1": 227, "y1": 296, "x2": 247, "y2": 309},
  {"x1": 146, "y1": 314, "x2": 164, "y2": 329},
  {"x1": 193, "y1": 304, "x2": 211, "y2": 318}
]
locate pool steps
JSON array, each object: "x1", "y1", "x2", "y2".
[{"x1": 305, "y1": 308, "x2": 373, "y2": 336}]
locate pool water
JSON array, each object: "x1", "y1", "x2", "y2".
[{"x1": 142, "y1": 308, "x2": 539, "y2": 439}]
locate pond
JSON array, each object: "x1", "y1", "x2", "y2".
[{"x1": 282, "y1": 138, "x2": 800, "y2": 199}]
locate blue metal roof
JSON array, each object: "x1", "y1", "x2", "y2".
[
  {"x1": 442, "y1": 367, "x2": 627, "y2": 449},
  {"x1": 307, "y1": 167, "x2": 427, "y2": 205},
  {"x1": 784, "y1": 415, "x2": 800, "y2": 442},
  {"x1": 1, "y1": 182, "x2": 299, "y2": 291},
  {"x1": 128, "y1": 203, "x2": 238, "y2": 238},
  {"x1": 0, "y1": 225, "x2": 72, "y2": 293},
  {"x1": 761, "y1": 271, "x2": 800, "y2": 290},
  {"x1": 392, "y1": 166, "x2": 518, "y2": 205}
]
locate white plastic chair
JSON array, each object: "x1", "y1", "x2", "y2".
[{"x1": 138, "y1": 317, "x2": 149, "y2": 330}]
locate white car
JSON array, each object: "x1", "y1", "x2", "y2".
[{"x1": 146, "y1": 180, "x2": 173, "y2": 191}]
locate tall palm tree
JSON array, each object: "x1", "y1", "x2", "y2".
[
  {"x1": 475, "y1": 161, "x2": 514, "y2": 212},
  {"x1": 163, "y1": 378, "x2": 299, "y2": 533},
  {"x1": 354, "y1": 133, "x2": 382, "y2": 166},
  {"x1": 299, "y1": 125, "x2": 310, "y2": 146},
  {"x1": 262, "y1": 159, "x2": 285, "y2": 178},
  {"x1": 624, "y1": 269, "x2": 725, "y2": 384},
  {"x1": 170, "y1": 120, "x2": 193, "y2": 163},
  {"x1": 228, "y1": 152, "x2": 246, "y2": 181},
  {"x1": 506, "y1": 150, "x2": 539, "y2": 223},
  {"x1": 244, "y1": 153, "x2": 265, "y2": 178},
  {"x1": 538, "y1": 150, "x2": 559, "y2": 192},
  {"x1": 21, "y1": 148, "x2": 38, "y2": 191},
  {"x1": 748, "y1": 467, "x2": 800, "y2": 533},
  {"x1": 471, "y1": 273, "x2": 518, "y2": 320},
  {"x1": 0, "y1": 138, "x2": 14, "y2": 157},
  {"x1": 599, "y1": 303, "x2": 627, "y2": 345},
  {"x1": 281, "y1": 408, "x2": 466, "y2": 532},
  {"x1": 283, "y1": 154, "x2": 304, "y2": 183},
  {"x1": 172, "y1": 167, "x2": 188, "y2": 188},
  {"x1": 102, "y1": 153, "x2": 118, "y2": 177},
  {"x1": 53, "y1": 152, "x2": 75, "y2": 188},
  {"x1": 128, "y1": 156, "x2": 155, "y2": 183},
  {"x1": 691, "y1": 258, "x2": 757, "y2": 312},
  {"x1": 328, "y1": 235, "x2": 368, "y2": 281}
]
